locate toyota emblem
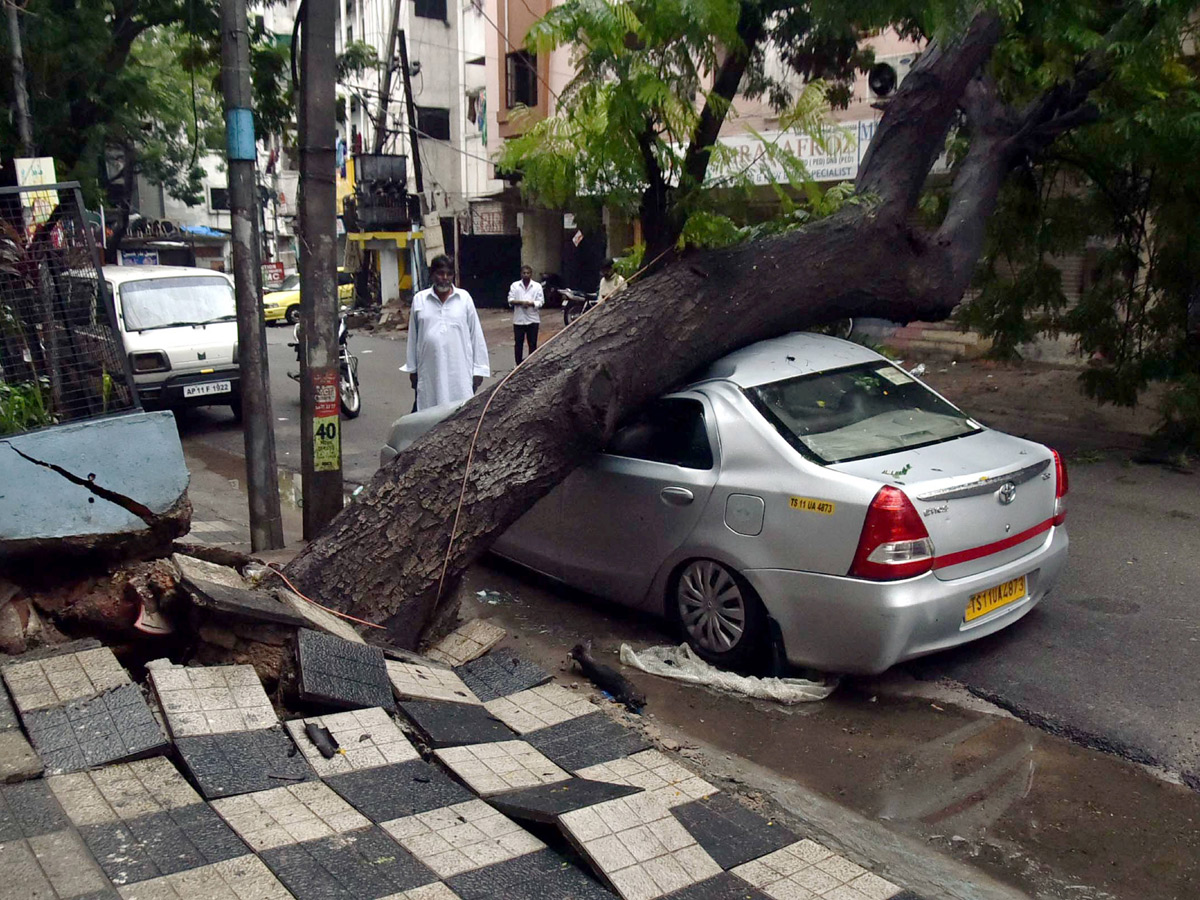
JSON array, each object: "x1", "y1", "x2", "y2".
[{"x1": 997, "y1": 482, "x2": 1017, "y2": 505}]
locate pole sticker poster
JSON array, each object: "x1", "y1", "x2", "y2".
[
  {"x1": 15, "y1": 157, "x2": 59, "y2": 239},
  {"x1": 313, "y1": 368, "x2": 341, "y2": 472}
]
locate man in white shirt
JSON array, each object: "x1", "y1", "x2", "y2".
[
  {"x1": 402, "y1": 255, "x2": 491, "y2": 411},
  {"x1": 507, "y1": 264, "x2": 544, "y2": 365},
  {"x1": 597, "y1": 258, "x2": 627, "y2": 303}
]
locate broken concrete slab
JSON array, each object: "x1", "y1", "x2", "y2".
[
  {"x1": 175, "y1": 728, "x2": 316, "y2": 799},
  {"x1": 3, "y1": 646, "x2": 130, "y2": 714},
  {"x1": 23, "y1": 682, "x2": 169, "y2": 775},
  {"x1": 484, "y1": 684, "x2": 597, "y2": 735},
  {"x1": 180, "y1": 576, "x2": 311, "y2": 630},
  {"x1": 0, "y1": 411, "x2": 191, "y2": 563},
  {"x1": 426, "y1": 619, "x2": 506, "y2": 667},
  {"x1": 380, "y1": 799, "x2": 544, "y2": 879},
  {"x1": 444, "y1": 846, "x2": 614, "y2": 900},
  {"x1": 670, "y1": 793, "x2": 798, "y2": 871},
  {"x1": 324, "y1": 760, "x2": 475, "y2": 824},
  {"x1": 558, "y1": 793, "x2": 722, "y2": 900},
  {"x1": 172, "y1": 554, "x2": 248, "y2": 591},
  {"x1": 523, "y1": 713, "x2": 651, "y2": 773},
  {"x1": 398, "y1": 700, "x2": 517, "y2": 748},
  {"x1": 296, "y1": 629, "x2": 393, "y2": 711},
  {"x1": 387, "y1": 659, "x2": 481, "y2": 705},
  {"x1": 284, "y1": 707, "x2": 419, "y2": 777},
  {"x1": 278, "y1": 590, "x2": 366, "y2": 645},
  {"x1": 455, "y1": 652, "x2": 552, "y2": 703},
  {"x1": 148, "y1": 662, "x2": 277, "y2": 738},
  {"x1": 488, "y1": 779, "x2": 644, "y2": 825},
  {"x1": 434, "y1": 741, "x2": 571, "y2": 797}
]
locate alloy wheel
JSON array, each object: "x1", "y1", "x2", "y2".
[{"x1": 676, "y1": 560, "x2": 747, "y2": 654}]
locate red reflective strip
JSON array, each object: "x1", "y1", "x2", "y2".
[{"x1": 933, "y1": 518, "x2": 1054, "y2": 570}]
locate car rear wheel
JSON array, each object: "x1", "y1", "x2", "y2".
[
  {"x1": 674, "y1": 559, "x2": 765, "y2": 669},
  {"x1": 285, "y1": 305, "x2": 301, "y2": 325}
]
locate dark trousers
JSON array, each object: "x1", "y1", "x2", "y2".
[{"x1": 514, "y1": 323, "x2": 539, "y2": 364}]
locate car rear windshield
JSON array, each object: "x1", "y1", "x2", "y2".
[
  {"x1": 747, "y1": 362, "x2": 981, "y2": 463},
  {"x1": 120, "y1": 276, "x2": 236, "y2": 331}
]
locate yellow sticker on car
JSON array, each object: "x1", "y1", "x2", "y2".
[{"x1": 789, "y1": 496, "x2": 835, "y2": 515}]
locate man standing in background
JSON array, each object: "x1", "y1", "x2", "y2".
[
  {"x1": 507, "y1": 264, "x2": 544, "y2": 365},
  {"x1": 597, "y1": 258, "x2": 627, "y2": 304},
  {"x1": 403, "y1": 254, "x2": 490, "y2": 410}
]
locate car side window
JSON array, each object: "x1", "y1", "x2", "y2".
[{"x1": 605, "y1": 398, "x2": 714, "y2": 469}]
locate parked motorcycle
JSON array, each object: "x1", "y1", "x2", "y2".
[
  {"x1": 287, "y1": 316, "x2": 362, "y2": 418},
  {"x1": 541, "y1": 273, "x2": 598, "y2": 325}
]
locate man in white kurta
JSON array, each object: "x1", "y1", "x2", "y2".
[{"x1": 403, "y1": 257, "x2": 491, "y2": 411}]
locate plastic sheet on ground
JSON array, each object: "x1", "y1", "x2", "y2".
[{"x1": 618, "y1": 643, "x2": 838, "y2": 704}]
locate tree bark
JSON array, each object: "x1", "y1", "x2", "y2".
[{"x1": 284, "y1": 12, "x2": 1107, "y2": 646}]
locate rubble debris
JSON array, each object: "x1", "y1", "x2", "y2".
[
  {"x1": 425, "y1": 618, "x2": 506, "y2": 666},
  {"x1": 173, "y1": 553, "x2": 249, "y2": 590},
  {"x1": 569, "y1": 640, "x2": 645, "y2": 713},
  {"x1": 179, "y1": 573, "x2": 309, "y2": 630}
]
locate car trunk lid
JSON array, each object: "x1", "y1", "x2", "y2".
[{"x1": 831, "y1": 430, "x2": 1058, "y2": 579}]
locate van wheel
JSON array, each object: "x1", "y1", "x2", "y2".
[
  {"x1": 285, "y1": 305, "x2": 301, "y2": 325},
  {"x1": 230, "y1": 394, "x2": 243, "y2": 423},
  {"x1": 672, "y1": 559, "x2": 767, "y2": 670}
]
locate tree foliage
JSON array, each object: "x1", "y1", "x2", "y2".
[
  {"x1": 956, "y1": 0, "x2": 1200, "y2": 447},
  {"x1": 497, "y1": 0, "x2": 900, "y2": 261}
]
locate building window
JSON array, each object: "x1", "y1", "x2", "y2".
[
  {"x1": 414, "y1": 0, "x2": 447, "y2": 20},
  {"x1": 506, "y1": 51, "x2": 537, "y2": 109},
  {"x1": 417, "y1": 106, "x2": 451, "y2": 141},
  {"x1": 209, "y1": 187, "x2": 230, "y2": 212}
]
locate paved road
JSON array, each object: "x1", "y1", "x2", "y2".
[
  {"x1": 906, "y1": 457, "x2": 1200, "y2": 787},
  {"x1": 177, "y1": 318, "x2": 521, "y2": 485},
  {"x1": 177, "y1": 323, "x2": 1200, "y2": 787}
]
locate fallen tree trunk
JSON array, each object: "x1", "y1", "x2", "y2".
[{"x1": 284, "y1": 12, "x2": 1104, "y2": 645}]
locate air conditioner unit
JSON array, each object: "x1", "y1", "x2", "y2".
[{"x1": 867, "y1": 53, "x2": 919, "y2": 101}]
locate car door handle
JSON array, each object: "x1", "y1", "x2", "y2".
[{"x1": 660, "y1": 487, "x2": 694, "y2": 506}]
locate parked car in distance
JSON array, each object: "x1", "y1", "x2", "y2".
[
  {"x1": 380, "y1": 333, "x2": 1069, "y2": 674},
  {"x1": 92, "y1": 265, "x2": 243, "y2": 420},
  {"x1": 262, "y1": 268, "x2": 356, "y2": 325}
]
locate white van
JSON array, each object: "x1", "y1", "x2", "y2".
[{"x1": 102, "y1": 265, "x2": 243, "y2": 420}]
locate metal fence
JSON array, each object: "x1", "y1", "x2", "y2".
[{"x1": 0, "y1": 183, "x2": 136, "y2": 436}]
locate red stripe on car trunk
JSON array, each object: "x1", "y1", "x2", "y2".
[{"x1": 933, "y1": 518, "x2": 1055, "y2": 570}]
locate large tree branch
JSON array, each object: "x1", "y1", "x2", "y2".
[{"x1": 284, "y1": 12, "x2": 1113, "y2": 646}]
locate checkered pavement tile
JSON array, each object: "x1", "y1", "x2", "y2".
[
  {"x1": 211, "y1": 780, "x2": 369, "y2": 852},
  {"x1": 387, "y1": 661, "x2": 482, "y2": 705},
  {"x1": 258, "y1": 824, "x2": 438, "y2": 900},
  {"x1": 454, "y1": 654, "x2": 551, "y2": 703},
  {"x1": 524, "y1": 713, "x2": 650, "y2": 773},
  {"x1": 434, "y1": 741, "x2": 570, "y2": 797},
  {"x1": 484, "y1": 685, "x2": 596, "y2": 734},
  {"x1": 3, "y1": 647, "x2": 129, "y2": 713},
  {"x1": 49, "y1": 758, "x2": 200, "y2": 826},
  {"x1": 575, "y1": 751, "x2": 717, "y2": 809},
  {"x1": 113, "y1": 854, "x2": 292, "y2": 899},
  {"x1": 24, "y1": 684, "x2": 168, "y2": 775},
  {"x1": 671, "y1": 793, "x2": 797, "y2": 871},
  {"x1": 444, "y1": 847, "x2": 614, "y2": 900},
  {"x1": 285, "y1": 707, "x2": 419, "y2": 776},
  {"x1": 296, "y1": 629, "x2": 393, "y2": 712},
  {"x1": 559, "y1": 794, "x2": 721, "y2": 900},
  {"x1": 324, "y1": 760, "x2": 475, "y2": 825},
  {"x1": 381, "y1": 799, "x2": 544, "y2": 878},
  {"x1": 425, "y1": 620, "x2": 506, "y2": 667},
  {"x1": 149, "y1": 665, "x2": 277, "y2": 738},
  {"x1": 0, "y1": 779, "x2": 114, "y2": 900},
  {"x1": 732, "y1": 841, "x2": 903, "y2": 900}
]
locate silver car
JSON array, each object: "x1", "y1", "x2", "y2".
[{"x1": 381, "y1": 333, "x2": 1069, "y2": 674}]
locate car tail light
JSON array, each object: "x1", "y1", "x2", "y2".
[
  {"x1": 129, "y1": 351, "x2": 170, "y2": 373},
  {"x1": 1052, "y1": 449, "x2": 1068, "y2": 525},
  {"x1": 849, "y1": 486, "x2": 935, "y2": 580}
]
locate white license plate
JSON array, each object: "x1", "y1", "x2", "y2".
[{"x1": 183, "y1": 380, "x2": 231, "y2": 398}]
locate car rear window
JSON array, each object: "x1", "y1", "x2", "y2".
[
  {"x1": 119, "y1": 276, "x2": 236, "y2": 331},
  {"x1": 747, "y1": 363, "x2": 981, "y2": 463}
]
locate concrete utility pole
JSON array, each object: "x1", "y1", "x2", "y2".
[
  {"x1": 373, "y1": 0, "x2": 404, "y2": 154},
  {"x1": 297, "y1": 0, "x2": 343, "y2": 537},
  {"x1": 219, "y1": 0, "x2": 285, "y2": 550},
  {"x1": 6, "y1": 0, "x2": 34, "y2": 157}
]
